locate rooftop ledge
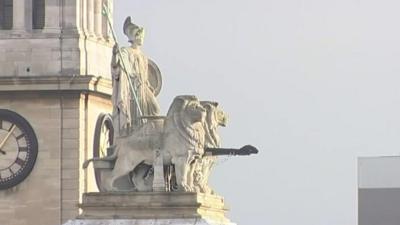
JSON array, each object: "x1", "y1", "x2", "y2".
[{"x1": 0, "y1": 75, "x2": 112, "y2": 96}]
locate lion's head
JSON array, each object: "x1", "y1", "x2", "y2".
[
  {"x1": 165, "y1": 95, "x2": 207, "y2": 153},
  {"x1": 167, "y1": 95, "x2": 206, "y2": 124},
  {"x1": 200, "y1": 101, "x2": 228, "y2": 148}
]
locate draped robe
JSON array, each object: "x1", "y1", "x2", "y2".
[{"x1": 111, "y1": 47, "x2": 160, "y2": 136}]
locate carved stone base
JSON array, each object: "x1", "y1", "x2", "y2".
[
  {"x1": 64, "y1": 219, "x2": 236, "y2": 225},
  {"x1": 64, "y1": 192, "x2": 236, "y2": 225}
]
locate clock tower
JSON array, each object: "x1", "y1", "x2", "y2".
[{"x1": 0, "y1": 1, "x2": 114, "y2": 224}]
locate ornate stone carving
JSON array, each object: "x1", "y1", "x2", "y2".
[
  {"x1": 85, "y1": 95, "x2": 206, "y2": 191},
  {"x1": 192, "y1": 101, "x2": 228, "y2": 194},
  {"x1": 84, "y1": 17, "x2": 258, "y2": 194},
  {"x1": 111, "y1": 17, "x2": 160, "y2": 136},
  {"x1": 66, "y1": 192, "x2": 237, "y2": 225}
]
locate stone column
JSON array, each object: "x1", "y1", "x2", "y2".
[
  {"x1": 61, "y1": 0, "x2": 79, "y2": 33},
  {"x1": 82, "y1": 0, "x2": 88, "y2": 33},
  {"x1": 45, "y1": 0, "x2": 61, "y2": 31},
  {"x1": 25, "y1": 0, "x2": 33, "y2": 30},
  {"x1": 87, "y1": 0, "x2": 95, "y2": 36},
  {"x1": 13, "y1": 0, "x2": 25, "y2": 30},
  {"x1": 94, "y1": 0, "x2": 103, "y2": 39}
]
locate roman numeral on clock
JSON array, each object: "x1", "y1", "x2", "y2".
[
  {"x1": 15, "y1": 157, "x2": 25, "y2": 167},
  {"x1": 16, "y1": 133, "x2": 25, "y2": 140},
  {"x1": 19, "y1": 147, "x2": 28, "y2": 152}
]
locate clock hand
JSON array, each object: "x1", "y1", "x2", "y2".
[
  {"x1": 0, "y1": 149, "x2": 5, "y2": 155},
  {"x1": 0, "y1": 124, "x2": 16, "y2": 151}
]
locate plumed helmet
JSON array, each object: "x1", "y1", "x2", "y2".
[{"x1": 123, "y1": 16, "x2": 140, "y2": 37}]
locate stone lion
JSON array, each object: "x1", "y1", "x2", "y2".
[
  {"x1": 190, "y1": 101, "x2": 228, "y2": 193},
  {"x1": 131, "y1": 101, "x2": 229, "y2": 192},
  {"x1": 102, "y1": 95, "x2": 206, "y2": 191}
]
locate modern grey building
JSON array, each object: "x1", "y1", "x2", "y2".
[{"x1": 358, "y1": 156, "x2": 400, "y2": 225}]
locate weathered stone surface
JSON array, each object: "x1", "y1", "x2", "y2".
[
  {"x1": 64, "y1": 218, "x2": 236, "y2": 225},
  {"x1": 0, "y1": 0, "x2": 114, "y2": 78},
  {"x1": 86, "y1": 96, "x2": 230, "y2": 194},
  {"x1": 0, "y1": 93, "x2": 63, "y2": 225},
  {"x1": 0, "y1": 82, "x2": 112, "y2": 225},
  {"x1": 1, "y1": 2, "x2": 256, "y2": 225},
  {"x1": 111, "y1": 17, "x2": 161, "y2": 136},
  {"x1": 74, "y1": 192, "x2": 235, "y2": 225},
  {"x1": 0, "y1": 76, "x2": 112, "y2": 95}
]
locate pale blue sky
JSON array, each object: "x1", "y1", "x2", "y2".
[{"x1": 114, "y1": 1, "x2": 400, "y2": 224}]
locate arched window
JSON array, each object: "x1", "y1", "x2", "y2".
[
  {"x1": 32, "y1": 0, "x2": 45, "y2": 29},
  {"x1": 0, "y1": 0, "x2": 13, "y2": 30}
]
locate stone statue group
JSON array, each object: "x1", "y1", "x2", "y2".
[{"x1": 83, "y1": 17, "x2": 257, "y2": 193}]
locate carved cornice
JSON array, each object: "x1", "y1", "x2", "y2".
[
  {"x1": 0, "y1": 75, "x2": 112, "y2": 96},
  {"x1": 0, "y1": 30, "x2": 114, "y2": 47}
]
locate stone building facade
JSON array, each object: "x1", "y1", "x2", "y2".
[{"x1": 0, "y1": 1, "x2": 114, "y2": 224}]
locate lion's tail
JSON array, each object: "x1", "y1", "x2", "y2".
[
  {"x1": 82, "y1": 146, "x2": 119, "y2": 169},
  {"x1": 82, "y1": 159, "x2": 94, "y2": 169}
]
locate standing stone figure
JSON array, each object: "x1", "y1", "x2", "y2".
[{"x1": 111, "y1": 17, "x2": 160, "y2": 135}]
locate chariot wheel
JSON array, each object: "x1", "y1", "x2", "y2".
[{"x1": 93, "y1": 113, "x2": 114, "y2": 191}]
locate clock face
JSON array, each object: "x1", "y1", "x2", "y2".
[{"x1": 0, "y1": 109, "x2": 38, "y2": 190}]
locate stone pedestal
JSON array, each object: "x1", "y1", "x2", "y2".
[
  {"x1": 64, "y1": 219, "x2": 234, "y2": 225},
  {"x1": 63, "y1": 192, "x2": 236, "y2": 225}
]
